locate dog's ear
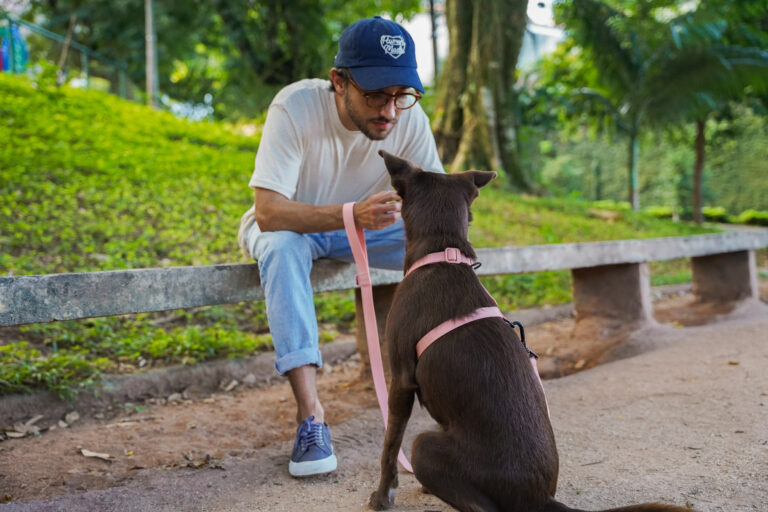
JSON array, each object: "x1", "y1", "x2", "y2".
[
  {"x1": 379, "y1": 150, "x2": 417, "y2": 196},
  {"x1": 461, "y1": 170, "x2": 497, "y2": 189},
  {"x1": 379, "y1": 150, "x2": 417, "y2": 180}
]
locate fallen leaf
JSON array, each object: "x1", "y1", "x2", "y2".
[
  {"x1": 105, "y1": 420, "x2": 138, "y2": 428},
  {"x1": 574, "y1": 359, "x2": 587, "y2": 370},
  {"x1": 6, "y1": 432, "x2": 26, "y2": 439},
  {"x1": 80, "y1": 449, "x2": 116, "y2": 461},
  {"x1": 12, "y1": 423, "x2": 38, "y2": 435},
  {"x1": 25, "y1": 415, "x2": 44, "y2": 426},
  {"x1": 727, "y1": 361, "x2": 739, "y2": 366}
]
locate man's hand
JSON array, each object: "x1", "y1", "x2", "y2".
[{"x1": 354, "y1": 191, "x2": 402, "y2": 230}]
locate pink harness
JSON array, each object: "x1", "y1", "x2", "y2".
[
  {"x1": 404, "y1": 248, "x2": 505, "y2": 358},
  {"x1": 405, "y1": 248, "x2": 549, "y2": 414}
]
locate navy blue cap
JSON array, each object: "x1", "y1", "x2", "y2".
[{"x1": 334, "y1": 16, "x2": 423, "y2": 93}]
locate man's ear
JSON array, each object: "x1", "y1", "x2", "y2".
[
  {"x1": 461, "y1": 170, "x2": 497, "y2": 189},
  {"x1": 329, "y1": 68, "x2": 346, "y2": 94}
]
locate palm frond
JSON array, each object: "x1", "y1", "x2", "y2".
[
  {"x1": 571, "y1": 87, "x2": 631, "y2": 132},
  {"x1": 641, "y1": 45, "x2": 768, "y2": 124},
  {"x1": 668, "y1": 14, "x2": 727, "y2": 50},
  {"x1": 555, "y1": 0, "x2": 639, "y2": 95}
]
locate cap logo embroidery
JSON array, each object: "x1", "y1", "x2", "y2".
[{"x1": 380, "y1": 35, "x2": 406, "y2": 59}]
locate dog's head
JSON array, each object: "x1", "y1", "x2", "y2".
[{"x1": 379, "y1": 150, "x2": 496, "y2": 241}]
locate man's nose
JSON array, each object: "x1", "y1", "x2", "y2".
[{"x1": 379, "y1": 97, "x2": 397, "y2": 119}]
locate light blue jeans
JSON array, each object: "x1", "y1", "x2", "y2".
[{"x1": 246, "y1": 220, "x2": 406, "y2": 375}]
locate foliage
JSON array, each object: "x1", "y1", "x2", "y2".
[
  {"x1": 524, "y1": 103, "x2": 768, "y2": 214},
  {"x1": 706, "y1": 104, "x2": 768, "y2": 213},
  {"x1": 20, "y1": 0, "x2": 422, "y2": 119},
  {"x1": 0, "y1": 72, "x2": 257, "y2": 275},
  {"x1": 735, "y1": 210, "x2": 768, "y2": 227},
  {"x1": 1, "y1": 74, "x2": 721, "y2": 398},
  {"x1": 551, "y1": 0, "x2": 768, "y2": 209},
  {"x1": 20, "y1": 316, "x2": 273, "y2": 366},
  {"x1": 0, "y1": 342, "x2": 111, "y2": 399}
]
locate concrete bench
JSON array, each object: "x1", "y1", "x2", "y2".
[{"x1": 2, "y1": 232, "x2": 766, "y2": 359}]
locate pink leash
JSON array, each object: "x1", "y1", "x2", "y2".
[{"x1": 342, "y1": 202, "x2": 413, "y2": 473}]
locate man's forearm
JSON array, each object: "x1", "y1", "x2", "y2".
[
  {"x1": 255, "y1": 198, "x2": 345, "y2": 234},
  {"x1": 253, "y1": 188, "x2": 401, "y2": 234}
]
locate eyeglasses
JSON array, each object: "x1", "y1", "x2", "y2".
[{"x1": 348, "y1": 79, "x2": 422, "y2": 110}]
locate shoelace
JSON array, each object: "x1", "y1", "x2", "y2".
[{"x1": 299, "y1": 420, "x2": 326, "y2": 450}]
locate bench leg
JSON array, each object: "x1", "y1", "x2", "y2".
[
  {"x1": 571, "y1": 262, "x2": 655, "y2": 334},
  {"x1": 354, "y1": 283, "x2": 398, "y2": 379},
  {"x1": 691, "y1": 250, "x2": 758, "y2": 303}
]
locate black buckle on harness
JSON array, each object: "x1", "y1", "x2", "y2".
[
  {"x1": 504, "y1": 319, "x2": 538, "y2": 360},
  {"x1": 471, "y1": 261, "x2": 482, "y2": 270}
]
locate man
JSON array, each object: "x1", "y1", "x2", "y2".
[{"x1": 237, "y1": 15, "x2": 444, "y2": 477}]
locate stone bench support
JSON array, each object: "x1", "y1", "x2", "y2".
[
  {"x1": 571, "y1": 262, "x2": 655, "y2": 331},
  {"x1": 692, "y1": 250, "x2": 758, "y2": 303}
]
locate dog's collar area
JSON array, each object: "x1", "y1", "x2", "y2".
[{"x1": 406, "y1": 247, "x2": 475, "y2": 277}]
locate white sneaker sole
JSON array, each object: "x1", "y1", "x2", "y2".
[{"x1": 289, "y1": 453, "x2": 338, "y2": 477}]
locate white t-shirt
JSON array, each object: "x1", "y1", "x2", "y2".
[{"x1": 237, "y1": 78, "x2": 444, "y2": 255}]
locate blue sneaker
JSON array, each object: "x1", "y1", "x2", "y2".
[{"x1": 288, "y1": 416, "x2": 338, "y2": 477}]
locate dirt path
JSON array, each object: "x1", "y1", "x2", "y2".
[{"x1": 1, "y1": 295, "x2": 767, "y2": 511}]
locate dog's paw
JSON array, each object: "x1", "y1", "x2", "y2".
[{"x1": 368, "y1": 489, "x2": 395, "y2": 510}]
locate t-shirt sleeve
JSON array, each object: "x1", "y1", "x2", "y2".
[
  {"x1": 398, "y1": 104, "x2": 445, "y2": 174},
  {"x1": 248, "y1": 104, "x2": 302, "y2": 199}
]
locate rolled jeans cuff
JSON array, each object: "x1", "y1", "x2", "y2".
[{"x1": 275, "y1": 346, "x2": 323, "y2": 375}]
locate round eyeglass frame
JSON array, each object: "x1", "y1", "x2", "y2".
[{"x1": 347, "y1": 78, "x2": 422, "y2": 110}]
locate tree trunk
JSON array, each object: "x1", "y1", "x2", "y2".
[
  {"x1": 692, "y1": 118, "x2": 706, "y2": 224},
  {"x1": 144, "y1": 0, "x2": 159, "y2": 108},
  {"x1": 627, "y1": 133, "x2": 639, "y2": 210},
  {"x1": 433, "y1": 0, "x2": 529, "y2": 189}
]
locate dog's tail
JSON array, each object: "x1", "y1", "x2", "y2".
[{"x1": 536, "y1": 498, "x2": 693, "y2": 512}]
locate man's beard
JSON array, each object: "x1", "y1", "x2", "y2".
[{"x1": 344, "y1": 92, "x2": 398, "y2": 141}]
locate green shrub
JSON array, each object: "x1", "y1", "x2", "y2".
[
  {"x1": 643, "y1": 205, "x2": 676, "y2": 219},
  {"x1": 735, "y1": 209, "x2": 768, "y2": 226},
  {"x1": 0, "y1": 342, "x2": 112, "y2": 399},
  {"x1": 589, "y1": 199, "x2": 632, "y2": 211},
  {"x1": 702, "y1": 206, "x2": 730, "y2": 223},
  {"x1": 20, "y1": 315, "x2": 273, "y2": 366}
]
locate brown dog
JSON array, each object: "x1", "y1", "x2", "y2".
[{"x1": 369, "y1": 150, "x2": 692, "y2": 512}]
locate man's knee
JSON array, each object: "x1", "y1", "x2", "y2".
[{"x1": 252, "y1": 230, "x2": 311, "y2": 263}]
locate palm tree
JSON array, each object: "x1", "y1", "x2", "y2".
[{"x1": 556, "y1": 0, "x2": 768, "y2": 212}]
